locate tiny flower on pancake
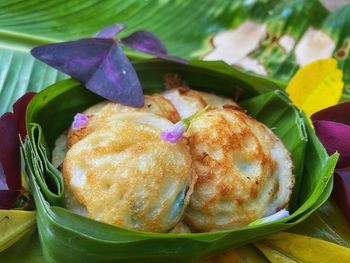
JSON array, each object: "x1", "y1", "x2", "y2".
[
  {"x1": 161, "y1": 105, "x2": 209, "y2": 143},
  {"x1": 249, "y1": 209, "x2": 290, "y2": 226},
  {"x1": 161, "y1": 121, "x2": 187, "y2": 143},
  {"x1": 72, "y1": 113, "x2": 89, "y2": 130}
]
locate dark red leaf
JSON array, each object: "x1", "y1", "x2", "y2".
[
  {"x1": 31, "y1": 39, "x2": 144, "y2": 107},
  {"x1": 13, "y1": 92, "x2": 36, "y2": 140},
  {"x1": 333, "y1": 167, "x2": 350, "y2": 227},
  {"x1": 0, "y1": 112, "x2": 21, "y2": 190},
  {"x1": 0, "y1": 190, "x2": 21, "y2": 209},
  {"x1": 311, "y1": 102, "x2": 350, "y2": 126},
  {"x1": 313, "y1": 120, "x2": 350, "y2": 168},
  {"x1": 94, "y1": 23, "x2": 127, "y2": 39}
]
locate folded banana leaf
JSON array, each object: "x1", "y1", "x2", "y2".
[
  {"x1": 21, "y1": 60, "x2": 337, "y2": 262},
  {"x1": 1, "y1": 0, "x2": 350, "y2": 116}
]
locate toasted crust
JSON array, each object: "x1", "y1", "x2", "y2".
[
  {"x1": 67, "y1": 94, "x2": 180, "y2": 148},
  {"x1": 63, "y1": 120, "x2": 196, "y2": 232},
  {"x1": 162, "y1": 88, "x2": 239, "y2": 119},
  {"x1": 185, "y1": 108, "x2": 294, "y2": 231}
]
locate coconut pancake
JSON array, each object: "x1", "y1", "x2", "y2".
[
  {"x1": 67, "y1": 94, "x2": 180, "y2": 147},
  {"x1": 185, "y1": 108, "x2": 294, "y2": 232},
  {"x1": 162, "y1": 88, "x2": 239, "y2": 118},
  {"x1": 62, "y1": 120, "x2": 196, "y2": 232}
]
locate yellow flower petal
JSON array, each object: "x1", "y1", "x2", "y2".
[
  {"x1": 254, "y1": 232, "x2": 350, "y2": 263},
  {"x1": 286, "y1": 58, "x2": 343, "y2": 119}
]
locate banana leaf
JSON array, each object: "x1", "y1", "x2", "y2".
[
  {"x1": 20, "y1": 60, "x2": 337, "y2": 262},
  {"x1": 1, "y1": 0, "x2": 350, "y2": 116}
]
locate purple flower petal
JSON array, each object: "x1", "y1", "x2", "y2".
[
  {"x1": 0, "y1": 113, "x2": 21, "y2": 191},
  {"x1": 13, "y1": 92, "x2": 36, "y2": 140},
  {"x1": 161, "y1": 121, "x2": 186, "y2": 143},
  {"x1": 31, "y1": 39, "x2": 144, "y2": 107},
  {"x1": 94, "y1": 23, "x2": 127, "y2": 39},
  {"x1": 122, "y1": 30, "x2": 167, "y2": 55},
  {"x1": 311, "y1": 102, "x2": 350, "y2": 126},
  {"x1": 313, "y1": 120, "x2": 350, "y2": 169},
  {"x1": 72, "y1": 113, "x2": 89, "y2": 130}
]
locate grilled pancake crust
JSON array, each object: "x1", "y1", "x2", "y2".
[
  {"x1": 67, "y1": 94, "x2": 180, "y2": 147},
  {"x1": 185, "y1": 108, "x2": 294, "y2": 231},
  {"x1": 62, "y1": 120, "x2": 196, "y2": 232},
  {"x1": 162, "y1": 88, "x2": 239, "y2": 119}
]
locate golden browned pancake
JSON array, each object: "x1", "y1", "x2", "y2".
[
  {"x1": 169, "y1": 221, "x2": 191, "y2": 233},
  {"x1": 67, "y1": 94, "x2": 180, "y2": 147},
  {"x1": 161, "y1": 88, "x2": 239, "y2": 118},
  {"x1": 184, "y1": 108, "x2": 294, "y2": 231},
  {"x1": 62, "y1": 120, "x2": 196, "y2": 232}
]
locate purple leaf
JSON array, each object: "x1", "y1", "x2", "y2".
[
  {"x1": 31, "y1": 39, "x2": 115, "y2": 83},
  {"x1": 94, "y1": 23, "x2": 127, "y2": 39},
  {"x1": 121, "y1": 30, "x2": 188, "y2": 64},
  {"x1": 0, "y1": 113, "x2": 21, "y2": 191},
  {"x1": 31, "y1": 39, "x2": 144, "y2": 107},
  {"x1": 333, "y1": 167, "x2": 350, "y2": 226},
  {"x1": 86, "y1": 43, "x2": 143, "y2": 107},
  {"x1": 312, "y1": 103, "x2": 350, "y2": 226},
  {"x1": 313, "y1": 120, "x2": 350, "y2": 168},
  {"x1": 13, "y1": 92, "x2": 36, "y2": 140},
  {"x1": 122, "y1": 30, "x2": 167, "y2": 55},
  {"x1": 311, "y1": 102, "x2": 350, "y2": 126},
  {"x1": 0, "y1": 190, "x2": 21, "y2": 209}
]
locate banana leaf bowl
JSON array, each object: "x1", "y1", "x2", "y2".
[{"x1": 22, "y1": 60, "x2": 338, "y2": 263}]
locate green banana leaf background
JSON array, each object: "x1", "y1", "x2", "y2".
[{"x1": 1, "y1": 0, "x2": 350, "y2": 262}]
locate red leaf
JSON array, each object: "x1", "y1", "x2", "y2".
[
  {"x1": 0, "y1": 190, "x2": 21, "y2": 209},
  {"x1": 13, "y1": 92, "x2": 36, "y2": 140},
  {"x1": 0, "y1": 113, "x2": 21, "y2": 190}
]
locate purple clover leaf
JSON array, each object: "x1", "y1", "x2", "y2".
[{"x1": 31, "y1": 23, "x2": 187, "y2": 108}]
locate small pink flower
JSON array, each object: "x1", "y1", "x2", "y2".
[
  {"x1": 161, "y1": 121, "x2": 186, "y2": 143},
  {"x1": 160, "y1": 105, "x2": 210, "y2": 143},
  {"x1": 72, "y1": 113, "x2": 89, "y2": 129},
  {"x1": 250, "y1": 209, "x2": 290, "y2": 226}
]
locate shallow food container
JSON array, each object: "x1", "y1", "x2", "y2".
[{"x1": 22, "y1": 60, "x2": 338, "y2": 263}]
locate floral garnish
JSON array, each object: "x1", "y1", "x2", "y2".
[
  {"x1": 31, "y1": 24, "x2": 187, "y2": 108},
  {"x1": 249, "y1": 209, "x2": 290, "y2": 226},
  {"x1": 72, "y1": 113, "x2": 89, "y2": 130},
  {"x1": 161, "y1": 105, "x2": 209, "y2": 143},
  {"x1": 0, "y1": 93, "x2": 35, "y2": 209},
  {"x1": 312, "y1": 102, "x2": 350, "y2": 225}
]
